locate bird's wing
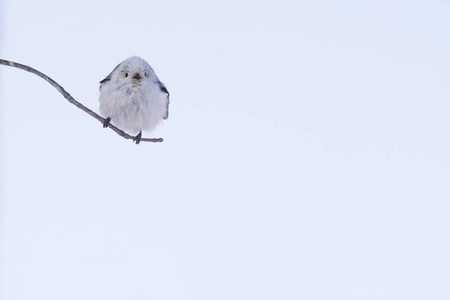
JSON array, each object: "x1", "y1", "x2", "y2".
[
  {"x1": 158, "y1": 81, "x2": 170, "y2": 119},
  {"x1": 99, "y1": 63, "x2": 121, "y2": 91}
]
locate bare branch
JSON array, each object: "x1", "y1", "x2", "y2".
[{"x1": 0, "y1": 59, "x2": 163, "y2": 143}]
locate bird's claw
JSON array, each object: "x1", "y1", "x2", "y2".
[
  {"x1": 103, "y1": 117, "x2": 111, "y2": 128},
  {"x1": 133, "y1": 131, "x2": 142, "y2": 144}
]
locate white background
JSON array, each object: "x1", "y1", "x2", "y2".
[{"x1": 1, "y1": 0, "x2": 450, "y2": 299}]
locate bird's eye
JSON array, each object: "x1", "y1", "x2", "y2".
[
  {"x1": 144, "y1": 72, "x2": 148, "y2": 77},
  {"x1": 124, "y1": 72, "x2": 129, "y2": 78}
]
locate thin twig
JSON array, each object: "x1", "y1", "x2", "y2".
[{"x1": 0, "y1": 59, "x2": 163, "y2": 143}]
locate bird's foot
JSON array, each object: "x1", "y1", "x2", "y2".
[
  {"x1": 133, "y1": 131, "x2": 142, "y2": 144},
  {"x1": 103, "y1": 117, "x2": 111, "y2": 128}
]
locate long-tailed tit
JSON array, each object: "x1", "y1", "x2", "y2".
[{"x1": 99, "y1": 56, "x2": 169, "y2": 144}]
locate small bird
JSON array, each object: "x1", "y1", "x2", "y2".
[{"x1": 99, "y1": 56, "x2": 169, "y2": 144}]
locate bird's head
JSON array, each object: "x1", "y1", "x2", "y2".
[{"x1": 116, "y1": 56, "x2": 156, "y2": 85}]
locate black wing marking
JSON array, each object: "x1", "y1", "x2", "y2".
[
  {"x1": 99, "y1": 63, "x2": 121, "y2": 91},
  {"x1": 164, "y1": 98, "x2": 170, "y2": 119},
  {"x1": 158, "y1": 81, "x2": 169, "y2": 95},
  {"x1": 158, "y1": 81, "x2": 170, "y2": 119}
]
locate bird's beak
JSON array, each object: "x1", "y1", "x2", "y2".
[{"x1": 133, "y1": 73, "x2": 141, "y2": 80}]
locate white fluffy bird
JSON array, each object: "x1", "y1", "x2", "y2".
[{"x1": 99, "y1": 56, "x2": 169, "y2": 144}]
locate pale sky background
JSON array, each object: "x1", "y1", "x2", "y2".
[{"x1": 1, "y1": 0, "x2": 450, "y2": 299}]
